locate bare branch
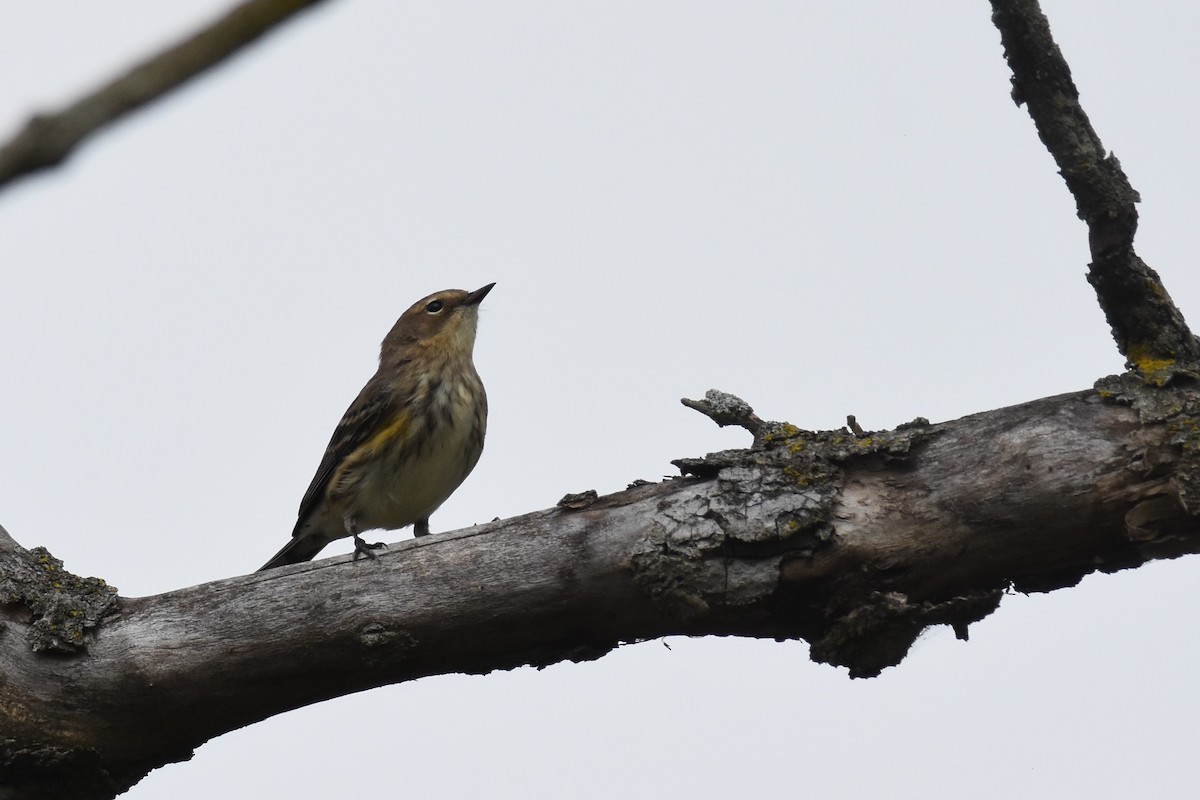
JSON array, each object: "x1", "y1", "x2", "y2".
[
  {"x1": 990, "y1": 0, "x2": 1200, "y2": 379},
  {"x1": 0, "y1": 0, "x2": 329, "y2": 193},
  {"x1": 681, "y1": 389, "x2": 763, "y2": 434},
  {"x1": 4, "y1": 382, "x2": 1200, "y2": 797}
]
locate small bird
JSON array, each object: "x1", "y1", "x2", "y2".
[{"x1": 259, "y1": 283, "x2": 494, "y2": 571}]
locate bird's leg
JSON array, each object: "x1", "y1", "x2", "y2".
[
  {"x1": 344, "y1": 515, "x2": 387, "y2": 560},
  {"x1": 413, "y1": 517, "x2": 431, "y2": 538}
]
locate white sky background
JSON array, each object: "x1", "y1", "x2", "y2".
[{"x1": 1, "y1": 2, "x2": 1198, "y2": 797}]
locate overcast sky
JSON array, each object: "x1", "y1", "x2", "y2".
[{"x1": 2, "y1": 2, "x2": 1199, "y2": 798}]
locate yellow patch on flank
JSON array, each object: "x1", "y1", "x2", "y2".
[{"x1": 364, "y1": 411, "x2": 411, "y2": 455}]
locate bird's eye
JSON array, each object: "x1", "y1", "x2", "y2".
[{"x1": 426, "y1": 300, "x2": 444, "y2": 314}]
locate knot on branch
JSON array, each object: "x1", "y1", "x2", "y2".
[
  {"x1": 645, "y1": 396, "x2": 941, "y2": 644},
  {"x1": 0, "y1": 546, "x2": 118, "y2": 654},
  {"x1": 809, "y1": 590, "x2": 1003, "y2": 679},
  {"x1": 681, "y1": 390, "x2": 763, "y2": 435},
  {"x1": 676, "y1": 389, "x2": 933, "y2": 482}
]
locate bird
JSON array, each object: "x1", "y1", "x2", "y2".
[{"x1": 259, "y1": 283, "x2": 494, "y2": 571}]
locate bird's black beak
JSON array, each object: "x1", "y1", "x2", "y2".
[{"x1": 464, "y1": 282, "x2": 496, "y2": 306}]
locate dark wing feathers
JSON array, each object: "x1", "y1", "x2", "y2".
[{"x1": 292, "y1": 370, "x2": 401, "y2": 535}]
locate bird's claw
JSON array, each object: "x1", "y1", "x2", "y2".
[{"x1": 352, "y1": 535, "x2": 387, "y2": 561}]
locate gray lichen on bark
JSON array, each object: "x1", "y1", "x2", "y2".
[
  {"x1": 630, "y1": 460, "x2": 836, "y2": 619},
  {"x1": 0, "y1": 543, "x2": 118, "y2": 654},
  {"x1": 629, "y1": 392, "x2": 952, "y2": 675}
]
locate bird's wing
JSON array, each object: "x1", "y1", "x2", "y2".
[{"x1": 292, "y1": 369, "x2": 404, "y2": 536}]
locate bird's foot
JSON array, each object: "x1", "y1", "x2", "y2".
[{"x1": 352, "y1": 535, "x2": 387, "y2": 561}]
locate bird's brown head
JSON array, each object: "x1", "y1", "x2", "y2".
[{"x1": 381, "y1": 283, "x2": 495, "y2": 363}]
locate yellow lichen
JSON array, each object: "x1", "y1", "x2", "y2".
[
  {"x1": 783, "y1": 466, "x2": 811, "y2": 485},
  {"x1": 1127, "y1": 342, "x2": 1176, "y2": 386},
  {"x1": 761, "y1": 423, "x2": 802, "y2": 444}
]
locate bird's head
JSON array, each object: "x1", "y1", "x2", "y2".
[{"x1": 382, "y1": 282, "x2": 495, "y2": 363}]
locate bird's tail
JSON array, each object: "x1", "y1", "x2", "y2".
[{"x1": 257, "y1": 535, "x2": 329, "y2": 571}]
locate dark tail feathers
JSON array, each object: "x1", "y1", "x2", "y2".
[{"x1": 257, "y1": 535, "x2": 329, "y2": 571}]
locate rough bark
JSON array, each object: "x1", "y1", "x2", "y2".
[
  {"x1": 4, "y1": 379, "x2": 1200, "y2": 797},
  {"x1": 991, "y1": 0, "x2": 1200, "y2": 376}
]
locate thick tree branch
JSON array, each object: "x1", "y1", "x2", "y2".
[
  {"x1": 4, "y1": 4, "x2": 1200, "y2": 799},
  {"x1": 4, "y1": 383, "x2": 1200, "y2": 797},
  {"x1": 990, "y1": 0, "x2": 1200, "y2": 378},
  {"x1": 0, "y1": 0, "x2": 329, "y2": 193}
]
